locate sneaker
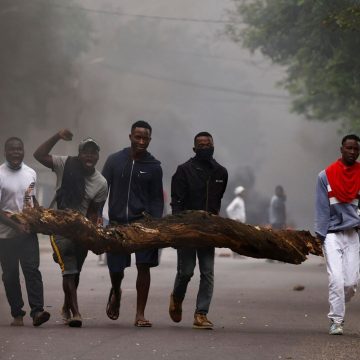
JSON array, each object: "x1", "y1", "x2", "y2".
[
  {"x1": 10, "y1": 316, "x2": 24, "y2": 327},
  {"x1": 169, "y1": 293, "x2": 182, "y2": 323},
  {"x1": 329, "y1": 321, "x2": 343, "y2": 335},
  {"x1": 193, "y1": 313, "x2": 213, "y2": 329},
  {"x1": 33, "y1": 311, "x2": 51, "y2": 327}
]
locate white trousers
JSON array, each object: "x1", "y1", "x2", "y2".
[{"x1": 323, "y1": 230, "x2": 360, "y2": 324}]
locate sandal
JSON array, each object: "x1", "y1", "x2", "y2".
[
  {"x1": 61, "y1": 307, "x2": 71, "y2": 325},
  {"x1": 68, "y1": 315, "x2": 82, "y2": 328},
  {"x1": 134, "y1": 319, "x2": 152, "y2": 327},
  {"x1": 106, "y1": 288, "x2": 121, "y2": 320}
]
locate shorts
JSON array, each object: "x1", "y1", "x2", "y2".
[
  {"x1": 107, "y1": 249, "x2": 159, "y2": 273},
  {"x1": 50, "y1": 235, "x2": 88, "y2": 276}
]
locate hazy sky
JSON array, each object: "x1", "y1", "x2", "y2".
[{"x1": 16, "y1": 0, "x2": 341, "y2": 230}]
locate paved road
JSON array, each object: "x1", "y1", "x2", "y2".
[{"x1": 1, "y1": 239, "x2": 360, "y2": 360}]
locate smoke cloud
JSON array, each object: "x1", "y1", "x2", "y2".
[{"x1": 1, "y1": 0, "x2": 341, "y2": 230}]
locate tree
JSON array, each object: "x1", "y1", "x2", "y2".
[
  {"x1": 226, "y1": 1, "x2": 360, "y2": 131},
  {"x1": 10, "y1": 207, "x2": 322, "y2": 264},
  {"x1": 0, "y1": 0, "x2": 92, "y2": 134}
]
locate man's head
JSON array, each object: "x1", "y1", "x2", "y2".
[
  {"x1": 234, "y1": 186, "x2": 245, "y2": 196},
  {"x1": 275, "y1": 185, "x2": 285, "y2": 197},
  {"x1": 5, "y1": 137, "x2": 24, "y2": 169},
  {"x1": 78, "y1": 137, "x2": 100, "y2": 172},
  {"x1": 340, "y1": 134, "x2": 360, "y2": 166},
  {"x1": 193, "y1": 132, "x2": 214, "y2": 161},
  {"x1": 129, "y1": 120, "x2": 152, "y2": 157}
]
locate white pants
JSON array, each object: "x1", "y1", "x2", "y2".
[{"x1": 323, "y1": 230, "x2": 360, "y2": 324}]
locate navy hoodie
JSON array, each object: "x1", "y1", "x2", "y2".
[{"x1": 102, "y1": 147, "x2": 164, "y2": 224}]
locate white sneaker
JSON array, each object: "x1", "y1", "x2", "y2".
[{"x1": 329, "y1": 322, "x2": 343, "y2": 335}]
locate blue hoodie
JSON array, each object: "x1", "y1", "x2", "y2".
[
  {"x1": 315, "y1": 170, "x2": 360, "y2": 240},
  {"x1": 102, "y1": 147, "x2": 163, "y2": 224}
]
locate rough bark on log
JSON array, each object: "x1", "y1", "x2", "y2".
[{"x1": 10, "y1": 207, "x2": 322, "y2": 264}]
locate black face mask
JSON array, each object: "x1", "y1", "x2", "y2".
[{"x1": 195, "y1": 147, "x2": 214, "y2": 161}]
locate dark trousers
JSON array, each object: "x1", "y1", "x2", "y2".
[
  {"x1": 0, "y1": 233, "x2": 44, "y2": 318},
  {"x1": 173, "y1": 247, "x2": 215, "y2": 314}
]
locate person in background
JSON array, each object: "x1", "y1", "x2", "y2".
[
  {"x1": 102, "y1": 120, "x2": 163, "y2": 327},
  {"x1": 315, "y1": 134, "x2": 360, "y2": 335},
  {"x1": 34, "y1": 129, "x2": 108, "y2": 327},
  {"x1": 225, "y1": 185, "x2": 246, "y2": 258},
  {"x1": 169, "y1": 131, "x2": 228, "y2": 329},
  {"x1": 226, "y1": 186, "x2": 246, "y2": 223},
  {"x1": 0, "y1": 137, "x2": 50, "y2": 327},
  {"x1": 269, "y1": 185, "x2": 286, "y2": 230}
]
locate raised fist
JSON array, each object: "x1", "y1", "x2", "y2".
[{"x1": 58, "y1": 129, "x2": 73, "y2": 141}]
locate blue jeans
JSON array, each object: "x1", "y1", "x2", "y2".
[{"x1": 172, "y1": 247, "x2": 214, "y2": 315}]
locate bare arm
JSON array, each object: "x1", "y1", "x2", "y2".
[
  {"x1": 86, "y1": 201, "x2": 105, "y2": 225},
  {"x1": 33, "y1": 129, "x2": 73, "y2": 169},
  {"x1": 0, "y1": 210, "x2": 28, "y2": 234}
]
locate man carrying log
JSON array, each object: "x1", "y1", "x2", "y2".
[
  {"x1": 102, "y1": 120, "x2": 163, "y2": 327},
  {"x1": 33, "y1": 130, "x2": 108, "y2": 327},
  {"x1": 169, "y1": 131, "x2": 228, "y2": 329},
  {"x1": 315, "y1": 134, "x2": 360, "y2": 335},
  {"x1": 0, "y1": 137, "x2": 50, "y2": 327}
]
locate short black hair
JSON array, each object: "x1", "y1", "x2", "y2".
[
  {"x1": 131, "y1": 120, "x2": 152, "y2": 134},
  {"x1": 341, "y1": 134, "x2": 360, "y2": 145},
  {"x1": 4, "y1": 137, "x2": 23, "y2": 150},
  {"x1": 194, "y1": 131, "x2": 213, "y2": 145}
]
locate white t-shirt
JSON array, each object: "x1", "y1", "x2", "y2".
[
  {"x1": 0, "y1": 163, "x2": 36, "y2": 238},
  {"x1": 51, "y1": 155, "x2": 108, "y2": 216}
]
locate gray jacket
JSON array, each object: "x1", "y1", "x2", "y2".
[{"x1": 315, "y1": 170, "x2": 360, "y2": 240}]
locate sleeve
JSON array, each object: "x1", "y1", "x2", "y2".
[
  {"x1": 216, "y1": 167, "x2": 228, "y2": 215},
  {"x1": 272, "y1": 198, "x2": 281, "y2": 211},
  {"x1": 32, "y1": 170, "x2": 37, "y2": 196},
  {"x1": 52, "y1": 155, "x2": 67, "y2": 173},
  {"x1": 23, "y1": 169, "x2": 37, "y2": 209},
  {"x1": 238, "y1": 197, "x2": 246, "y2": 223},
  {"x1": 148, "y1": 165, "x2": 164, "y2": 218},
  {"x1": 170, "y1": 166, "x2": 188, "y2": 214},
  {"x1": 315, "y1": 172, "x2": 330, "y2": 240},
  {"x1": 268, "y1": 197, "x2": 274, "y2": 223},
  {"x1": 221, "y1": 168, "x2": 228, "y2": 200},
  {"x1": 51, "y1": 155, "x2": 67, "y2": 188},
  {"x1": 226, "y1": 198, "x2": 237, "y2": 219},
  {"x1": 93, "y1": 178, "x2": 108, "y2": 204}
]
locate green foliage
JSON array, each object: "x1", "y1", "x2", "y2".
[
  {"x1": 227, "y1": 0, "x2": 360, "y2": 131},
  {"x1": 0, "y1": 0, "x2": 92, "y2": 133},
  {"x1": 325, "y1": 5, "x2": 360, "y2": 31}
]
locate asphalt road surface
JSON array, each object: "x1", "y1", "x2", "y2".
[{"x1": 1, "y1": 239, "x2": 360, "y2": 360}]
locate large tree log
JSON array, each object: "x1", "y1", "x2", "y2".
[{"x1": 10, "y1": 207, "x2": 322, "y2": 264}]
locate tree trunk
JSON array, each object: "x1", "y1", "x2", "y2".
[{"x1": 11, "y1": 207, "x2": 322, "y2": 264}]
